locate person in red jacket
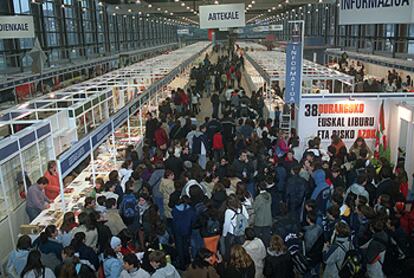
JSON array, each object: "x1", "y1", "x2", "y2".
[
  {"x1": 154, "y1": 121, "x2": 168, "y2": 150},
  {"x1": 212, "y1": 130, "x2": 224, "y2": 162},
  {"x1": 44, "y1": 160, "x2": 60, "y2": 201}
]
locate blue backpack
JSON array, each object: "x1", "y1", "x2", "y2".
[{"x1": 120, "y1": 194, "x2": 138, "y2": 218}]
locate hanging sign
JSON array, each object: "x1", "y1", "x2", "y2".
[
  {"x1": 297, "y1": 98, "x2": 381, "y2": 148},
  {"x1": 339, "y1": 0, "x2": 414, "y2": 25},
  {"x1": 284, "y1": 42, "x2": 302, "y2": 104},
  {"x1": 177, "y1": 29, "x2": 190, "y2": 35},
  {"x1": 0, "y1": 16, "x2": 35, "y2": 39},
  {"x1": 269, "y1": 24, "x2": 283, "y2": 31},
  {"x1": 199, "y1": 3, "x2": 245, "y2": 29},
  {"x1": 59, "y1": 140, "x2": 91, "y2": 176}
]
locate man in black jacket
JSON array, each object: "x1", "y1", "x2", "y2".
[
  {"x1": 145, "y1": 112, "x2": 158, "y2": 147},
  {"x1": 164, "y1": 148, "x2": 183, "y2": 179},
  {"x1": 210, "y1": 92, "x2": 220, "y2": 119},
  {"x1": 221, "y1": 112, "x2": 236, "y2": 162}
]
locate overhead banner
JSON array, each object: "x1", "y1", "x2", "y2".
[
  {"x1": 285, "y1": 42, "x2": 302, "y2": 104},
  {"x1": 269, "y1": 24, "x2": 283, "y2": 31},
  {"x1": 339, "y1": 0, "x2": 414, "y2": 25},
  {"x1": 0, "y1": 16, "x2": 35, "y2": 39},
  {"x1": 199, "y1": 3, "x2": 245, "y2": 29},
  {"x1": 177, "y1": 28, "x2": 190, "y2": 35},
  {"x1": 297, "y1": 98, "x2": 381, "y2": 148}
]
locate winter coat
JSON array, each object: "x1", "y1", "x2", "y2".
[
  {"x1": 6, "y1": 249, "x2": 29, "y2": 278},
  {"x1": 221, "y1": 117, "x2": 236, "y2": 141},
  {"x1": 154, "y1": 128, "x2": 168, "y2": 148},
  {"x1": 285, "y1": 175, "x2": 306, "y2": 220},
  {"x1": 105, "y1": 209, "x2": 127, "y2": 236},
  {"x1": 172, "y1": 204, "x2": 197, "y2": 237},
  {"x1": 375, "y1": 178, "x2": 399, "y2": 203},
  {"x1": 192, "y1": 132, "x2": 209, "y2": 155},
  {"x1": 74, "y1": 242, "x2": 99, "y2": 271},
  {"x1": 322, "y1": 236, "x2": 351, "y2": 278},
  {"x1": 103, "y1": 257, "x2": 123, "y2": 278},
  {"x1": 231, "y1": 159, "x2": 254, "y2": 180},
  {"x1": 183, "y1": 265, "x2": 220, "y2": 278},
  {"x1": 164, "y1": 156, "x2": 183, "y2": 178},
  {"x1": 363, "y1": 231, "x2": 388, "y2": 278},
  {"x1": 303, "y1": 224, "x2": 323, "y2": 253},
  {"x1": 212, "y1": 132, "x2": 224, "y2": 150},
  {"x1": 34, "y1": 238, "x2": 63, "y2": 261},
  {"x1": 311, "y1": 169, "x2": 331, "y2": 216},
  {"x1": 253, "y1": 191, "x2": 272, "y2": 227},
  {"x1": 120, "y1": 268, "x2": 150, "y2": 278},
  {"x1": 160, "y1": 178, "x2": 175, "y2": 219},
  {"x1": 148, "y1": 169, "x2": 165, "y2": 199},
  {"x1": 243, "y1": 238, "x2": 267, "y2": 278},
  {"x1": 263, "y1": 249, "x2": 294, "y2": 278},
  {"x1": 151, "y1": 263, "x2": 181, "y2": 278}
]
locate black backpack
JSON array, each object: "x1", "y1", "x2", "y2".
[
  {"x1": 374, "y1": 236, "x2": 405, "y2": 276},
  {"x1": 336, "y1": 243, "x2": 365, "y2": 278}
]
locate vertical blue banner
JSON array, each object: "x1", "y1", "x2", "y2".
[{"x1": 285, "y1": 42, "x2": 302, "y2": 104}]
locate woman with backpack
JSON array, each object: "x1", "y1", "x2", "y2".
[
  {"x1": 21, "y1": 250, "x2": 56, "y2": 278},
  {"x1": 322, "y1": 222, "x2": 352, "y2": 278},
  {"x1": 196, "y1": 200, "x2": 222, "y2": 265},
  {"x1": 222, "y1": 194, "x2": 249, "y2": 261}
]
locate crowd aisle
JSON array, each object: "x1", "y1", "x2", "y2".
[{"x1": 9, "y1": 43, "x2": 414, "y2": 278}]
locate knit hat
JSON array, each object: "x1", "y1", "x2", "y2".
[{"x1": 110, "y1": 236, "x2": 121, "y2": 250}]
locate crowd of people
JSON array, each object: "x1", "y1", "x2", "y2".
[
  {"x1": 8, "y1": 45, "x2": 414, "y2": 278},
  {"x1": 334, "y1": 57, "x2": 413, "y2": 93}
]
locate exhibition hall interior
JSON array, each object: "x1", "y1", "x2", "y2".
[{"x1": 1, "y1": 0, "x2": 414, "y2": 277}]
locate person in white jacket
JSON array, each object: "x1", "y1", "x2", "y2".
[
  {"x1": 149, "y1": 250, "x2": 180, "y2": 278},
  {"x1": 120, "y1": 253, "x2": 150, "y2": 278},
  {"x1": 222, "y1": 194, "x2": 249, "y2": 260},
  {"x1": 243, "y1": 228, "x2": 267, "y2": 278}
]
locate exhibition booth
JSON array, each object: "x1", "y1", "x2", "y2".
[
  {"x1": 297, "y1": 93, "x2": 414, "y2": 197},
  {"x1": 242, "y1": 42, "x2": 414, "y2": 197},
  {"x1": 0, "y1": 42, "x2": 211, "y2": 261}
]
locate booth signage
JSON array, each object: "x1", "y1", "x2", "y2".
[
  {"x1": 59, "y1": 140, "x2": 91, "y2": 176},
  {"x1": 285, "y1": 42, "x2": 302, "y2": 104},
  {"x1": 339, "y1": 0, "x2": 414, "y2": 25},
  {"x1": 91, "y1": 122, "x2": 112, "y2": 147},
  {"x1": 0, "y1": 16, "x2": 35, "y2": 39},
  {"x1": 0, "y1": 141, "x2": 19, "y2": 161},
  {"x1": 199, "y1": 4, "x2": 245, "y2": 29},
  {"x1": 269, "y1": 24, "x2": 283, "y2": 31},
  {"x1": 19, "y1": 132, "x2": 36, "y2": 149},
  {"x1": 297, "y1": 98, "x2": 381, "y2": 147},
  {"x1": 112, "y1": 109, "x2": 128, "y2": 129},
  {"x1": 177, "y1": 28, "x2": 190, "y2": 35}
]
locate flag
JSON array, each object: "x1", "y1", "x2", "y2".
[{"x1": 374, "y1": 100, "x2": 387, "y2": 159}]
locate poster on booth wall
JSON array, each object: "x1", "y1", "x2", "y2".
[{"x1": 297, "y1": 98, "x2": 382, "y2": 149}]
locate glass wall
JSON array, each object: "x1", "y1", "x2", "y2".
[{"x1": 1, "y1": 0, "x2": 179, "y2": 71}]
